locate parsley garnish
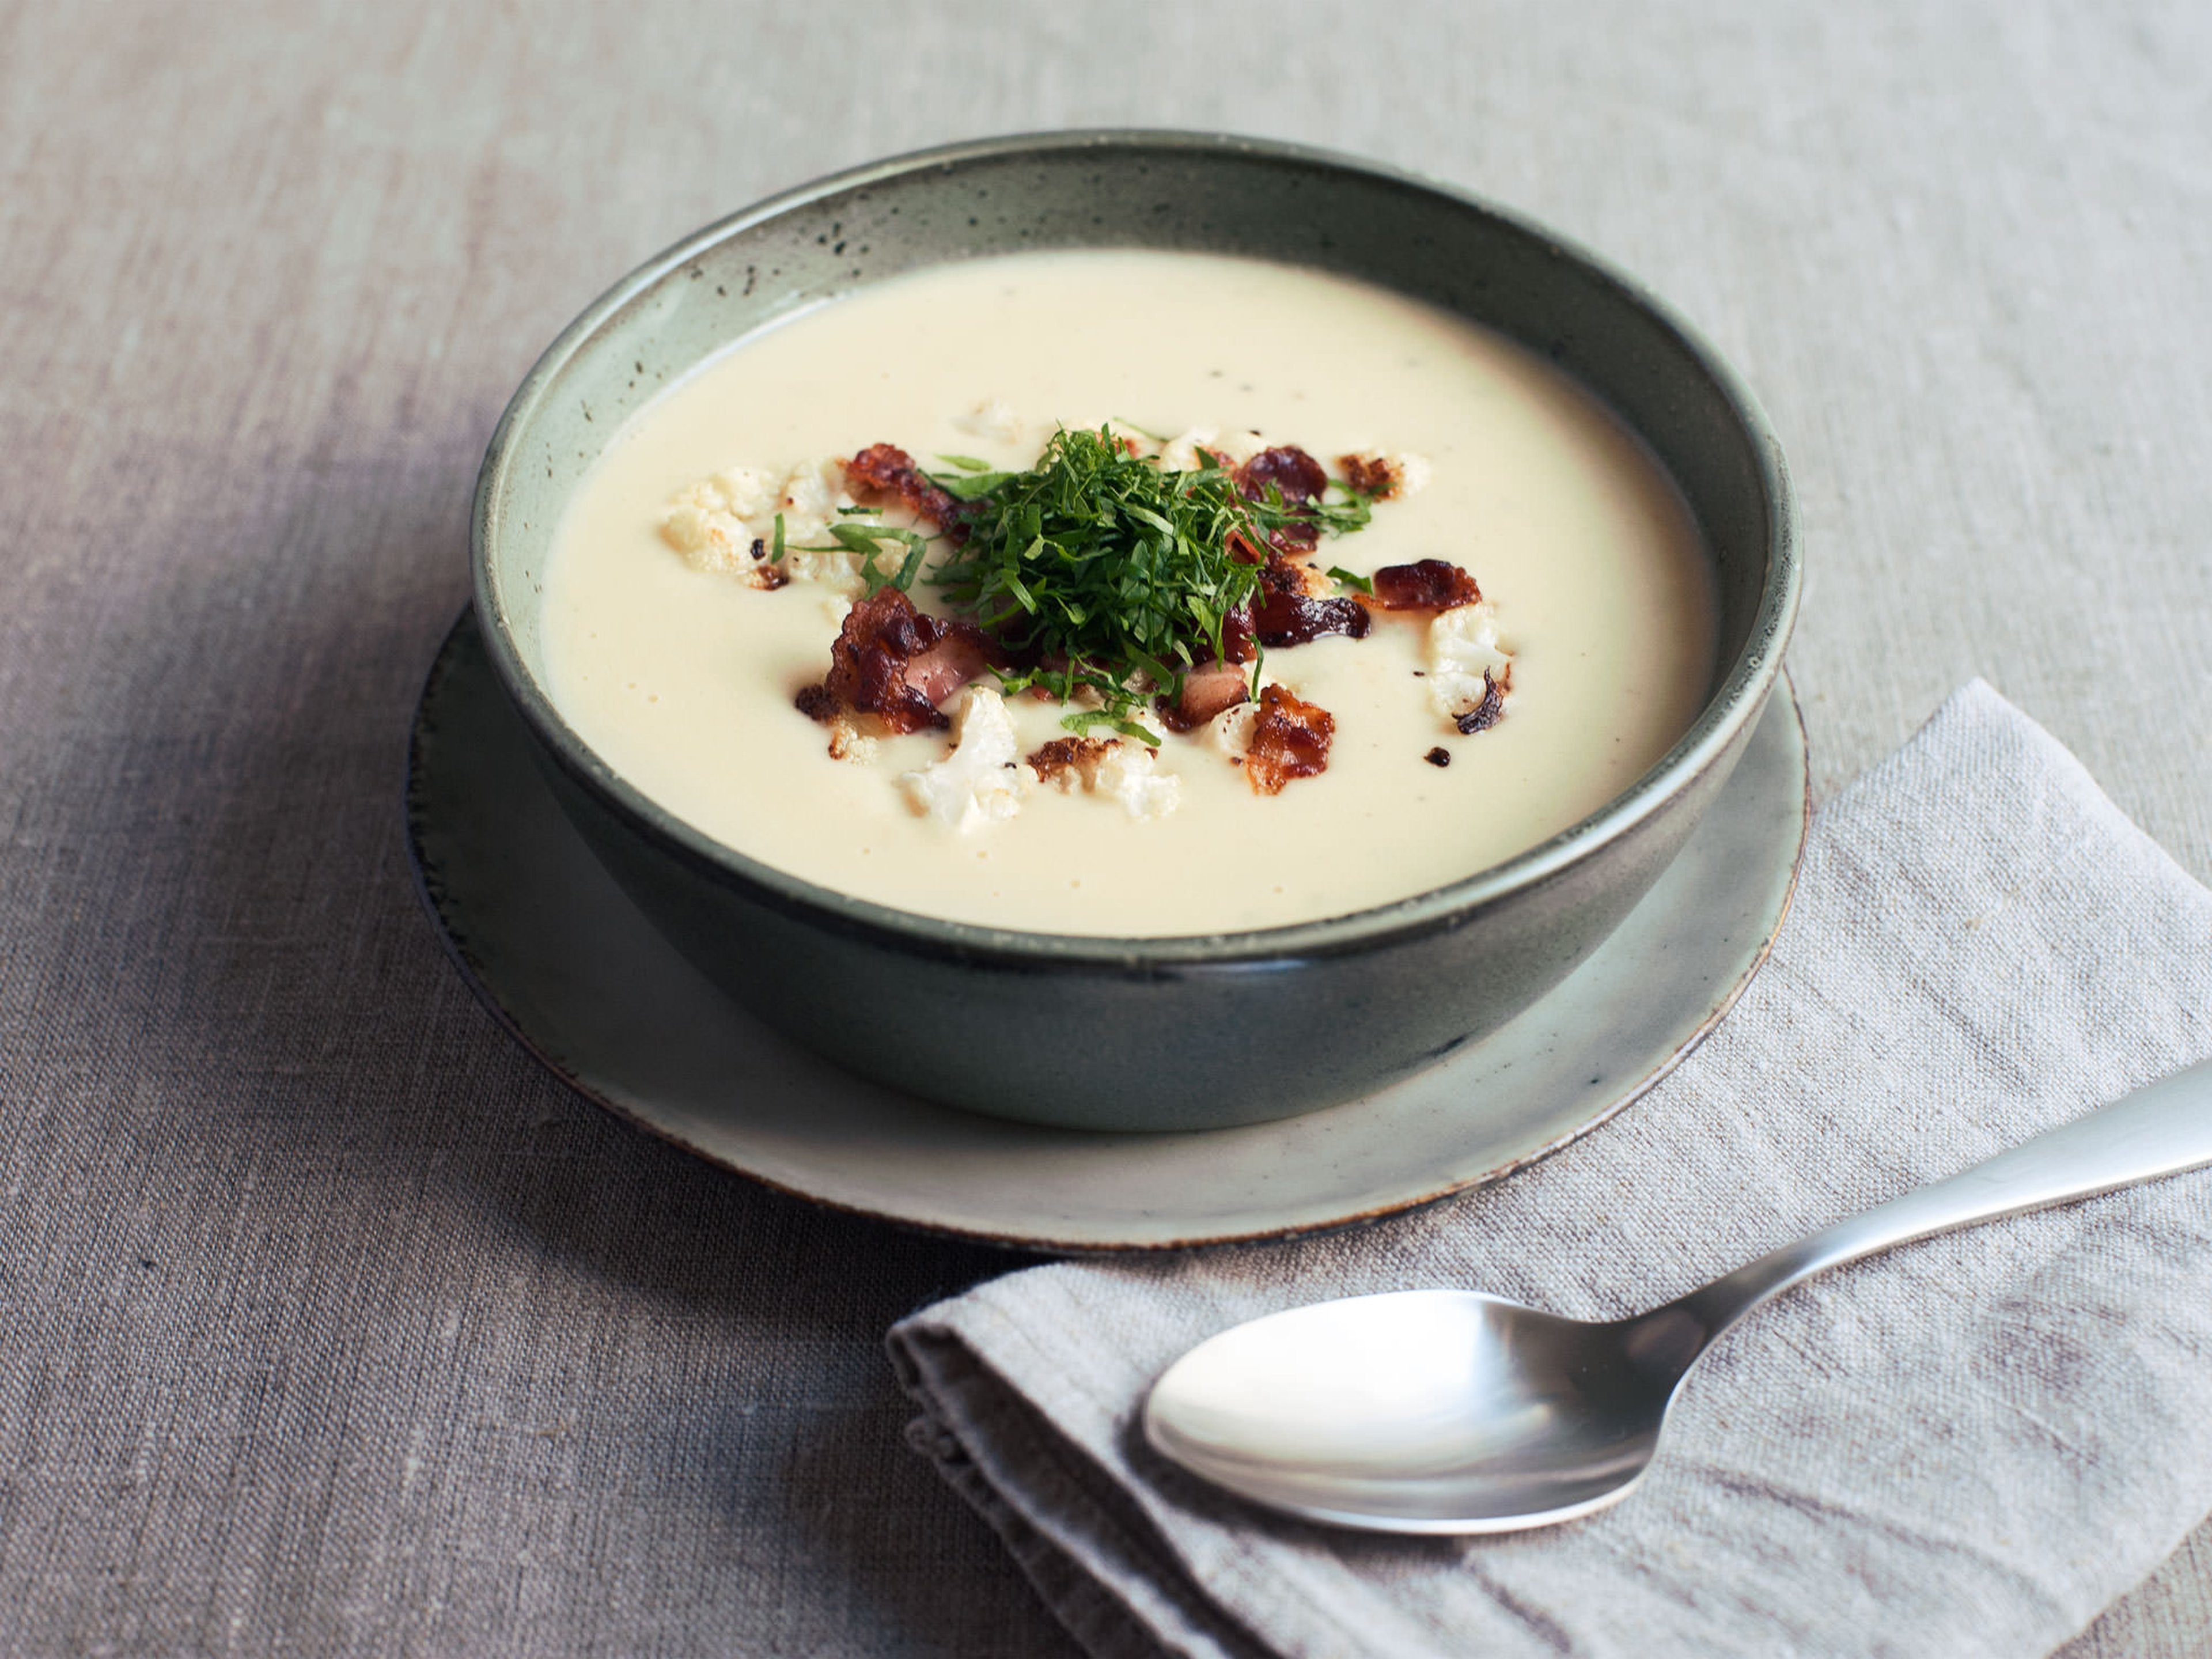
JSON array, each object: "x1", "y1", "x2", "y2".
[
  {"x1": 922, "y1": 428, "x2": 1374, "y2": 734},
  {"x1": 786, "y1": 520, "x2": 932, "y2": 597},
  {"x1": 785, "y1": 428, "x2": 1383, "y2": 740}
]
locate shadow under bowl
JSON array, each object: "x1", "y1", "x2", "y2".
[{"x1": 471, "y1": 130, "x2": 1798, "y2": 1133}]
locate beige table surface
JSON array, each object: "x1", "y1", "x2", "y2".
[{"x1": 3, "y1": 1, "x2": 2207, "y2": 1653}]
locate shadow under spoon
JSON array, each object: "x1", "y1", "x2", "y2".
[{"x1": 1142, "y1": 1058, "x2": 2212, "y2": 1533}]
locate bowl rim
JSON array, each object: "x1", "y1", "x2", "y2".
[{"x1": 471, "y1": 127, "x2": 1798, "y2": 970}]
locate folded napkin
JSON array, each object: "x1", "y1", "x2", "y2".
[{"x1": 888, "y1": 681, "x2": 2212, "y2": 1659}]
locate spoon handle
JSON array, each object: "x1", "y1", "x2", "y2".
[{"x1": 1682, "y1": 1056, "x2": 2212, "y2": 1338}]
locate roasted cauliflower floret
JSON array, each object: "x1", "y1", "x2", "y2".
[{"x1": 900, "y1": 685, "x2": 1031, "y2": 831}]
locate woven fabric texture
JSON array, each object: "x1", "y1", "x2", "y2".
[
  {"x1": 893, "y1": 685, "x2": 2212, "y2": 1657},
  {"x1": 3, "y1": 0, "x2": 2209, "y2": 1652}
]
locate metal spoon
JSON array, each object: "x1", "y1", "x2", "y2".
[{"x1": 1143, "y1": 1058, "x2": 2212, "y2": 1535}]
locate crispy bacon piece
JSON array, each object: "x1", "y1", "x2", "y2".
[
  {"x1": 1235, "y1": 445, "x2": 1329, "y2": 553},
  {"x1": 811, "y1": 589, "x2": 993, "y2": 734},
  {"x1": 1365, "y1": 558, "x2": 1482, "y2": 612},
  {"x1": 1456, "y1": 668, "x2": 1508, "y2": 734},
  {"x1": 1156, "y1": 661, "x2": 1252, "y2": 734},
  {"x1": 794, "y1": 683, "x2": 874, "y2": 761},
  {"x1": 1338, "y1": 453, "x2": 1405, "y2": 499},
  {"x1": 905, "y1": 630, "x2": 994, "y2": 709},
  {"x1": 1234, "y1": 446, "x2": 1327, "y2": 507},
  {"x1": 1245, "y1": 684, "x2": 1335, "y2": 796},
  {"x1": 1026, "y1": 736, "x2": 1116, "y2": 789},
  {"x1": 844, "y1": 444, "x2": 974, "y2": 539},
  {"x1": 1156, "y1": 604, "x2": 1256, "y2": 732},
  {"x1": 1219, "y1": 604, "x2": 1257, "y2": 665},
  {"x1": 1252, "y1": 555, "x2": 1370, "y2": 648}
]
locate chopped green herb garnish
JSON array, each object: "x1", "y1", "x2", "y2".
[
  {"x1": 933, "y1": 468, "x2": 1017, "y2": 502},
  {"x1": 919, "y1": 427, "x2": 1374, "y2": 725},
  {"x1": 1108, "y1": 416, "x2": 1172, "y2": 444},
  {"x1": 1055, "y1": 710, "x2": 1162, "y2": 748},
  {"x1": 781, "y1": 429, "x2": 1382, "y2": 726},
  {"x1": 790, "y1": 520, "x2": 930, "y2": 597},
  {"x1": 1327, "y1": 565, "x2": 1374, "y2": 596}
]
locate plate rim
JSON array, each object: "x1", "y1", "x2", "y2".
[{"x1": 404, "y1": 608, "x2": 1809, "y2": 1253}]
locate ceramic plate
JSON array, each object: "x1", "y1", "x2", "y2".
[{"x1": 407, "y1": 609, "x2": 1807, "y2": 1251}]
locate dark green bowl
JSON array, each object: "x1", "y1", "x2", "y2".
[{"x1": 471, "y1": 131, "x2": 1797, "y2": 1132}]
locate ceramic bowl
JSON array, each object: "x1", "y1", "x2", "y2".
[{"x1": 471, "y1": 131, "x2": 1797, "y2": 1132}]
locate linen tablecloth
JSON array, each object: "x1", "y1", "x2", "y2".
[
  {"x1": 4, "y1": 2, "x2": 2207, "y2": 1652},
  {"x1": 892, "y1": 682, "x2": 2212, "y2": 1657}
]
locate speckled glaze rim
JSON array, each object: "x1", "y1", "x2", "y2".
[{"x1": 472, "y1": 128, "x2": 1799, "y2": 971}]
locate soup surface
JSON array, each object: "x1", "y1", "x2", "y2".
[{"x1": 541, "y1": 249, "x2": 1717, "y2": 935}]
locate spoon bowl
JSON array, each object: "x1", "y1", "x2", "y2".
[
  {"x1": 1146, "y1": 1290, "x2": 1689, "y2": 1532},
  {"x1": 1143, "y1": 1058, "x2": 2212, "y2": 1533}
]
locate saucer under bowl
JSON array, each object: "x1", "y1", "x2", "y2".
[{"x1": 468, "y1": 131, "x2": 1798, "y2": 1131}]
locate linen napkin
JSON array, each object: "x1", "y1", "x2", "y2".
[{"x1": 888, "y1": 681, "x2": 2212, "y2": 1659}]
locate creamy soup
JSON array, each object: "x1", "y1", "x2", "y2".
[{"x1": 541, "y1": 249, "x2": 1717, "y2": 936}]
